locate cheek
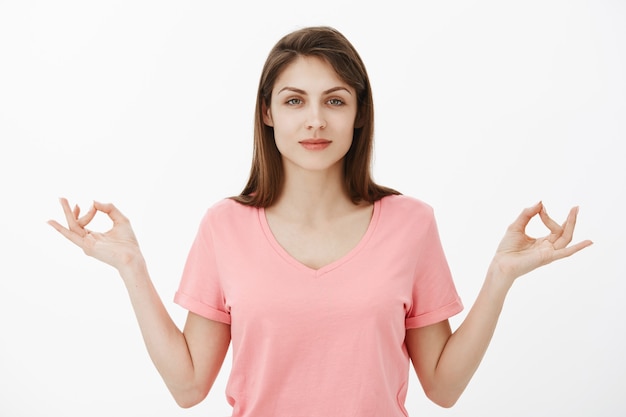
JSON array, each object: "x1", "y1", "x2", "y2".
[
  {"x1": 334, "y1": 115, "x2": 357, "y2": 138},
  {"x1": 270, "y1": 121, "x2": 295, "y2": 150},
  {"x1": 269, "y1": 109, "x2": 293, "y2": 130},
  {"x1": 333, "y1": 108, "x2": 358, "y2": 128},
  {"x1": 272, "y1": 116, "x2": 305, "y2": 147},
  {"x1": 270, "y1": 118, "x2": 292, "y2": 142}
]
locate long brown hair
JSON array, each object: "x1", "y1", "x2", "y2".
[{"x1": 233, "y1": 26, "x2": 399, "y2": 207}]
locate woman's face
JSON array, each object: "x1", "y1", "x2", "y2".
[{"x1": 263, "y1": 55, "x2": 358, "y2": 176}]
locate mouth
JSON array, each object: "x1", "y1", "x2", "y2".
[
  {"x1": 299, "y1": 139, "x2": 331, "y2": 145},
  {"x1": 299, "y1": 139, "x2": 332, "y2": 150}
]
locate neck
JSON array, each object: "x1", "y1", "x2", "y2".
[{"x1": 271, "y1": 163, "x2": 355, "y2": 221}]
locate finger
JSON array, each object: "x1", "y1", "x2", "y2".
[
  {"x1": 93, "y1": 201, "x2": 128, "y2": 224},
  {"x1": 554, "y1": 206, "x2": 579, "y2": 248},
  {"x1": 551, "y1": 239, "x2": 593, "y2": 261},
  {"x1": 73, "y1": 204, "x2": 80, "y2": 219},
  {"x1": 538, "y1": 204, "x2": 564, "y2": 241},
  {"x1": 47, "y1": 219, "x2": 85, "y2": 247},
  {"x1": 59, "y1": 198, "x2": 86, "y2": 236},
  {"x1": 509, "y1": 201, "x2": 543, "y2": 233},
  {"x1": 76, "y1": 202, "x2": 97, "y2": 228}
]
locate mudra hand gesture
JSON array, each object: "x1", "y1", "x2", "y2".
[
  {"x1": 491, "y1": 201, "x2": 592, "y2": 285},
  {"x1": 48, "y1": 198, "x2": 143, "y2": 273}
]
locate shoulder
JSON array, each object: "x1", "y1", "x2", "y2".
[
  {"x1": 207, "y1": 197, "x2": 255, "y2": 215},
  {"x1": 376, "y1": 195, "x2": 445, "y2": 247},
  {"x1": 379, "y1": 194, "x2": 435, "y2": 220},
  {"x1": 200, "y1": 198, "x2": 258, "y2": 228}
]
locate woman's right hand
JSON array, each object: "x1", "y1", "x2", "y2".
[{"x1": 48, "y1": 198, "x2": 144, "y2": 273}]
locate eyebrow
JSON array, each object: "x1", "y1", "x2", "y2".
[{"x1": 277, "y1": 86, "x2": 353, "y2": 95}]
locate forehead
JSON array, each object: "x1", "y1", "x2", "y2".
[{"x1": 273, "y1": 55, "x2": 352, "y2": 93}]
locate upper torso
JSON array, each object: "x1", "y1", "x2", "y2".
[{"x1": 175, "y1": 194, "x2": 463, "y2": 417}]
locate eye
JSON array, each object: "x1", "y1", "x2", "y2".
[
  {"x1": 286, "y1": 98, "x2": 303, "y2": 105},
  {"x1": 327, "y1": 98, "x2": 345, "y2": 106}
]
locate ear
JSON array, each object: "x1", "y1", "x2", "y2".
[{"x1": 262, "y1": 101, "x2": 274, "y2": 127}]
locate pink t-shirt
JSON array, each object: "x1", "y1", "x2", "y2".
[{"x1": 174, "y1": 194, "x2": 463, "y2": 417}]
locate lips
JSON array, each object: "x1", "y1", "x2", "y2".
[
  {"x1": 299, "y1": 139, "x2": 332, "y2": 150},
  {"x1": 299, "y1": 139, "x2": 331, "y2": 145}
]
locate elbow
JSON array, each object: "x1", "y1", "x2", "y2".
[
  {"x1": 424, "y1": 387, "x2": 462, "y2": 409},
  {"x1": 171, "y1": 386, "x2": 209, "y2": 409},
  {"x1": 174, "y1": 396, "x2": 201, "y2": 409},
  {"x1": 431, "y1": 397, "x2": 459, "y2": 409}
]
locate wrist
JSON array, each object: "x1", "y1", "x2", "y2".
[
  {"x1": 117, "y1": 253, "x2": 148, "y2": 283},
  {"x1": 485, "y1": 259, "x2": 516, "y2": 293}
]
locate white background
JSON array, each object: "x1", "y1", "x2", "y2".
[{"x1": 1, "y1": 1, "x2": 624, "y2": 416}]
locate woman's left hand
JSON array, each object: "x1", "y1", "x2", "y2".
[{"x1": 491, "y1": 201, "x2": 592, "y2": 284}]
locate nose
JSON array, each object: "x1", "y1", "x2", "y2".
[{"x1": 305, "y1": 104, "x2": 326, "y2": 130}]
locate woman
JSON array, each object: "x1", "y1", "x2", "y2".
[{"x1": 48, "y1": 26, "x2": 592, "y2": 416}]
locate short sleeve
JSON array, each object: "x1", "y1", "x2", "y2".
[
  {"x1": 405, "y1": 209, "x2": 463, "y2": 329},
  {"x1": 174, "y1": 210, "x2": 231, "y2": 324}
]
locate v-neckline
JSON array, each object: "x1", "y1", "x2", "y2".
[{"x1": 258, "y1": 199, "x2": 381, "y2": 277}]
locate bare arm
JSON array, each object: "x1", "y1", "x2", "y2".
[
  {"x1": 406, "y1": 202, "x2": 592, "y2": 408},
  {"x1": 48, "y1": 198, "x2": 230, "y2": 408}
]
